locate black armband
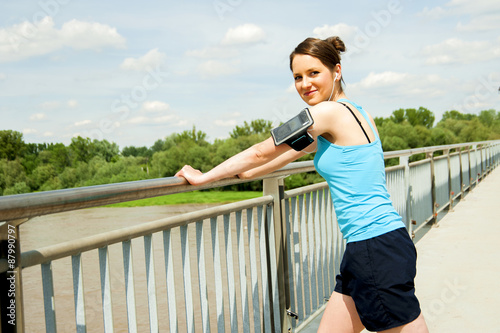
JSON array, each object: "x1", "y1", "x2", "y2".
[{"x1": 270, "y1": 108, "x2": 314, "y2": 151}]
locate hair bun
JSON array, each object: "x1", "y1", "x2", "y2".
[{"x1": 324, "y1": 36, "x2": 346, "y2": 53}]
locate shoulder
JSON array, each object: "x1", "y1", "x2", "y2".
[
  {"x1": 308, "y1": 101, "x2": 343, "y2": 119},
  {"x1": 306, "y1": 102, "x2": 345, "y2": 139},
  {"x1": 308, "y1": 101, "x2": 347, "y2": 124}
]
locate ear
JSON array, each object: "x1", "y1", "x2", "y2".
[{"x1": 334, "y1": 64, "x2": 342, "y2": 81}]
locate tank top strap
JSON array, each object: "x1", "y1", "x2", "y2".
[{"x1": 337, "y1": 98, "x2": 379, "y2": 140}]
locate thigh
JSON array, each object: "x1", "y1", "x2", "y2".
[
  {"x1": 379, "y1": 313, "x2": 429, "y2": 333},
  {"x1": 317, "y1": 291, "x2": 365, "y2": 333}
]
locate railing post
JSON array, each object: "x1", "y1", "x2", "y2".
[
  {"x1": 399, "y1": 156, "x2": 412, "y2": 236},
  {"x1": 263, "y1": 177, "x2": 289, "y2": 333},
  {"x1": 445, "y1": 149, "x2": 454, "y2": 212},
  {"x1": 459, "y1": 148, "x2": 465, "y2": 200},
  {"x1": 427, "y1": 152, "x2": 438, "y2": 224},
  {"x1": 0, "y1": 219, "x2": 26, "y2": 333}
]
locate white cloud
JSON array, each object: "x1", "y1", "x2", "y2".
[
  {"x1": 313, "y1": 23, "x2": 358, "y2": 40},
  {"x1": 67, "y1": 99, "x2": 78, "y2": 108},
  {"x1": 422, "y1": 38, "x2": 500, "y2": 65},
  {"x1": 418, "y1": 6, "x2": 447, "y2": 19},
  {"x1": 0, "y1": 16, "x2": 126, "y2": 63},
  {"x1": 140, "y1": 101, "x2": 170, "y2": 113},
  {"x1": 348, "y1": 72, "x2": 450, "y2": 98},
  {"x1": 418, "y1": 1, "x2": 500, "y2": 31},
  {"x1": 40, "y1": 101, "x2": 61, "y2": 110},
  {"x1": 23, "y1": 128, "x2": 37, "y2": 134},
  {"x1": 354, "y1": 71, "x2": 410, "y2": 88},
  {"x1": 457, "y1": 14, "x2": 500, "y2": 32},
  {"x1": 43, "y1": 131, "x2": 54, "y2": 137},
  {"x1": 29, "y1": 113, "x2": 47, "y2": 121},
  {"x1": 126, "y1": 101, "x2": 175, "y2": 125},
  {"x1": 185, "y1": 46, "x2": 239, "y2": 59},
  {"x1": 221, "y1": 24, "x2": 266, "y2": 46},
  {"x1": 127, "y1": 115, "x2": 175, "y2": 125},
  {"x1": 214, "y1": 119, "x2": 238, "y2": 127},
  {"x1": 74, "y1": 120, "x2": 91, "y2": 127},
  {"x1": 0, "y1": 73, "x2": 6, "y2": 80},
  {"x1": 120, "y1": 48, "x2": 166, "y2": 71},
  {"x1": 199, "y1": 60, "x2": 240, "y2": 78}
]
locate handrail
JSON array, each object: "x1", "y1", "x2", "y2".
[
  {"x1": 0, "y1": 141, "x2": 498, "y2": 223},
  {"x1": 0, "y1": 161, "x2": 314, "y2": 222}
]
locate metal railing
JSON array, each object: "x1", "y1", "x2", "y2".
[{"x1": 1, "y1": 140, "x2": 499, "y2": 332}]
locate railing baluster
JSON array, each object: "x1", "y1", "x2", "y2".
[
  {"x1": 122, "y1": 240, "x2": 137, "y2": 333},
  {"x1": 41, "y1": 261, "x2": 57, "y2": 333},
  {"x1": 291, "y1": 196, "x2": 304, "y2": 322},
  {"x1": 144, "y1": 235, "x2": 159, "y2": 332},
  {"x1": 306, "y1": 192, "x2": 318, "y2": 311},
  {"x1": 162, "y1": 229, "x2": 178, "y2": 333},
  {"x1": 195, "y1": 221, "x2": 211, "y2": 333},
  {"x1": 319, "y1": 189, "x2": 329, "y2": 299},
  {"x1": 71, "y1": 254, "x2": 87, "y2": 333},
  {"x1": 210, "y1": 216, "x2": 225, "y2": 333},
  {"x1": 246, "y1": 208, "x2": 261, "y2": 333},
  {"x1": 98, "y1": 247, "x2": 114, "y2": 333},
  {"x1": 299, "y1": 194, "x2": 311, "y2": 316},
  {"x1": 284, "y1": 198, "x2": 297, "y2": 328},
  {"x1": 266, "y1": 202, "x2": 282, "y2": 333},
  {"x1": 313, "y1": 191, "x2": 324, "y2": 305},
  {"x1": 235, "y1": 211, "x2": 250, "y2": 333},
  {"x1": 223, "y1": 213, "x2": 238, "y2": 332},
  {"x1": 324, "y1": 190, "x2": 335, "y2": 294},
  {"x1": 257, "y1": 205, "x2": 272, "y2": 332},
  {"x1": 180, "y1": 225, "x2": 195, "y2": 333}
]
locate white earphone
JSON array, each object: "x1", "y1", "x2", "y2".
[{"x1": 327, "y1": 73, "x2": 339, "y2": 101}]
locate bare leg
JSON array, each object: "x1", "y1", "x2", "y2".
[
  {"x1": 378, "y1": 313, "x2": 429, "y2": 333},
  {"x1": 317, "y1": 291, "x2": 365, "y2": 333}
]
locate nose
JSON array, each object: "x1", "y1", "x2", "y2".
[{"x1": 301, "y1": 76, "x2": 311, "y2": 89}]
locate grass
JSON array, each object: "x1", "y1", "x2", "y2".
[{"x1": 105, "y1": 191, "x2": 262, "y2": 207}]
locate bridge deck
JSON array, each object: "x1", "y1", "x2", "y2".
[
  {"x1": 299, "y1": 167, "x2": 500, "y2": 332},
  {"x1": 415, "y1": 167, "x2": 500, "y2": 332}
]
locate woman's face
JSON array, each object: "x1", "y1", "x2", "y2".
[{"x1": 292, "y1": 54, "x2": 336, "y2": 106}]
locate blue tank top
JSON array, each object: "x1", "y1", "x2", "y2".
[{"x1": 313, "y1": 99, "x2": 404, "y2": 242}]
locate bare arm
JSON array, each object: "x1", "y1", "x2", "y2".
[
  {"x1": 238, "y1": 144, "x2": 312, "y2": 179},
  {"x1": 175, "y1": 137, "x2": 292, "y2": 185}
]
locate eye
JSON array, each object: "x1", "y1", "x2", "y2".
[
  {"x1": 294, "y1": 75, "x2": 302, "y2": 81},
  {"x1": 310, "y1": 71, "x2": 320, "y2": 76}
]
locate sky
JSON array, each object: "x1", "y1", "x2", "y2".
[{"x1": 1, "y1": 0, "x2": 499, "y2": 149}]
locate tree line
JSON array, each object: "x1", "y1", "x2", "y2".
[{"x1": 1, "y1": 108, "x2": 499, "y2": 196}]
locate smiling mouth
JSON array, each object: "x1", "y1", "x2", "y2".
[{"x1": 304, "y1": 90, "x2": 317, "y2": 97}]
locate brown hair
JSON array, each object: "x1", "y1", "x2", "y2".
[{"x1": 289, "y1": 36, "x2": 346, "y2": 71}]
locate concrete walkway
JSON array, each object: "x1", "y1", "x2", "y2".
[
  {"x1": 298, "y1": 167, "x2": 500, "y2": 332},
  {"x1": 415, "y1": 167, "x2": 500, "y2": 332}
]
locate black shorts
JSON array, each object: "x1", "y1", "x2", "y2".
[{"x1": 334, "y1": 227, "x2": 421, "y2": 331}]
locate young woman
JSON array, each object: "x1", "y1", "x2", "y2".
[{"x1": 176, "y1": 36, "x2": 429, "y2": 333}]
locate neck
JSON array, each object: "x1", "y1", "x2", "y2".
[{"x1": 329, "y1": 91, "x2": 347, "y2": 102}]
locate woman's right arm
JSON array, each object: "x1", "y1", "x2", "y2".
[{"x1": 238, "y1": 146, "x2": 309, "y2": 179}]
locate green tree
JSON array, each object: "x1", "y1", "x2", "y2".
[
  {"x1": 0, "y1": 130, "x2": 25, "y2": 160},
  {"x1": 69, "y1": 136, "x2": 96, "y2": 164},
  {"x1": 93, "y1": 139, "x2": 120, "y2": 162},
  {"x1": 122, "y1": 146, "x2": 152, "y2": 158},
  {"x1": 175, "y1": 126, "x2": 208, "y2": 146},
  {"x1": 28, "y1": 164, "x2": 57, "y2": 191},
  {"x1": 0, "y1": 159, "x2": 27, "y2": 194},
  {"x1": 390, "y1": 107, "x2": 435, "y2": 128},
  {"x1": 230, "y1": 119, "x2": 273, "y2": 139}
]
